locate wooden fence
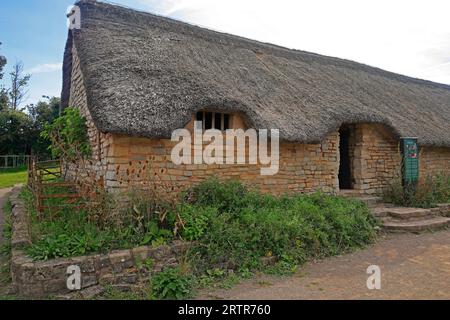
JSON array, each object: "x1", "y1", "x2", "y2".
[
  {"x1": 27, "y1": 158, "x2": 82, "y2": 216},
  {"x1": 0, "y1": 155, "x2": 31, "y2": 169}
]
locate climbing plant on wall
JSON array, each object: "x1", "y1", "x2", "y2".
[{"x1": 41, "y1": 107, "x2": 91, "y2": 162}]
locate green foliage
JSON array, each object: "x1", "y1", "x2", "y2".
[
  {"x1": 8, "y1": 62, "x2": 31, "y2": 110},
  {"x1": 265, "y1": 254, "x2": 298, "y2": 275},
  {"x1": 0, "y1": 43, "x2": 7, "y2": 112},
  {"x1": 102, "y1": 285, "x2": 153, "y2": 300},
  {"x1": 0, "y1": 98, "x2": 60, "y2": 155},
  {"x1": 194, "y1": 268, "x2": 240, "y2": 289},
  {"x1": 0, "y1": 89, "x2": 8, "y2": 113},
  {"x1": 0, "y1": 42, "x2": 6, "y2": 81},
  {"x1": 21, "y1": 178, "x2": 379, "y2": 298},
  {"x1": 21, "y1": 188, "x2": 173, "y2": 261},
  {"x1": 151, "y1": 267, "x2": 193, "y2": 300},
  {"x1": 0, "y1": 110, "x2": 34, "y2": 154},
  {"x1": 0, "y1": 200, "x2": 12, "y2": 253},
  {"x1": 383, "y1": 174, "x2": 450, "y2": 208},
  {"x1": 27, "y1": 97, "x2": 60, "y2": 155},
  {"x1": 178, "y1": 205, "x2": 217, "y2": 241},
  {"x1": 0, "y1": 199, "x2": 13, "y2": 286},
  {"x1": 41, "y1": 107, "x2": 91, "y2": 160},
  {"x1": 0, "y1": 43, "x2": 57, "y2": 155},
  {"x1": 184, "y1": 178, "x2": 247, "y2": 213},
  {"x1": 182, "y1": 179, "x2": 378, "y2": 275}
]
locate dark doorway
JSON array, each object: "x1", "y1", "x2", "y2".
[{"x1": 338, "y1": 127, "x2": 352, "y2": 189}]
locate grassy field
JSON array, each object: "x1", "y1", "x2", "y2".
[{"x1": 0, "y1": 166, "x2": 28, "y2": 188}]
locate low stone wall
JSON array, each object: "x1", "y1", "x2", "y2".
[
  {"x1": 431, "y1": 203, "x2": 450, "y2": 217},
  {"x1": 9, "y1": 187, "x2": 191, "y2": 298}
]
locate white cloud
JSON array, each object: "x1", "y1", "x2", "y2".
[
  {"x1": 137, "y1": 0, "x2": 450, "y2": 84},
  {"x1": 27, "y1": 63, "x2": 62, "y2": 75}
]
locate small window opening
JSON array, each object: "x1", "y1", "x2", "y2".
[
  {"x1": 195, "y1": 111, "x2": 231, "y2": 131},
  {"x1": 204, "y1": 112, "x2": 213, "y2": 130}
]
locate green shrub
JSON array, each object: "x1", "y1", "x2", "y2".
[
  {"x1": 383, "y1": 174, "x2": 450, "y2": 208},
  {"x1": 22, "y1": 188, "x2": 174, "y2": 261},
  {"x1": 41, "y1": 107, "x2": 91, "y2": 160},
  {"x1": 184, "y1": 178, "x2": 247, "y2": 214},
  {"x1": 0, "y1": 199, "x2": 13, "y2": 283},
  {"x1": 0, "y1": 199, "x2": 12, "y2": 256},
  {"x1": 20, "y1": 177, "x2": 379, "y2": 297},
  {"x1": 182, "y1": 179, "x2": 378, "y2": 275},
  {"x1": 151, "y1": 267, "x2": 193, "y2": 300},
  {"x1": 178, "y1": 205, "x2": 217, "y2": 241}
]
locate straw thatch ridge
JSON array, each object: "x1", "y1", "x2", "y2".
[{"x1": 62, "y1": 0, "x2": 450, "y2": 147}]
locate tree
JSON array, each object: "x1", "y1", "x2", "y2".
[
  {"x1": 0, "y1": 42, "x2": 58, "y2": 156},
  {"x1": 0, "y1": 42, "x2": 5, "y2": 80},
  {"x1": 8, "y1": 62, "x2": 31, "y2": 110},
  {"x1": 0, "y1": 42, "x2": 8, "y2": 112},
  {"x1": 28, "y1": 96, "x2": 61, "y2": 129},
  {"x1": 0, "y1": 90, "x2": 7, "y2": 112},
  {"x1": 0, "y1": 109, "x2": 34, "y2": 154},
  {"x1": 27, "y1": 96, "x2": 61, "y2": 155}
]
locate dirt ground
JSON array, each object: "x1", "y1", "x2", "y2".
[{"x1": 198, "y1": 230, "x2": 450, "y2": 300}]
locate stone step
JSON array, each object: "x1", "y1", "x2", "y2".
[
  {"x1": 385, "y1": 207, "x2": 433, "y2": 220},
  {"x1": 338, "y1": 190, "x2": 365, "y2": 196},
  {"x1": 371, "y1": 206, "x2": 390, "y2": 218},
  {"x1": 338, "y1": 190, "x2": 383, "y2": 207},
  {"x1": 358, "y1": 196, "x2": 383, "y2": 207},
  {"x1": 382, "y1": 216, "x2": 450, "y2": 233}
]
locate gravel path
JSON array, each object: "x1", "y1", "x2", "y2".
[{"x1": 198, "y1": 230, "x2": 450, "y2": 300}]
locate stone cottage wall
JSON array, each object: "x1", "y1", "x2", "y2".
[
  {"x1": 350, "y1": 124, "x2": 401, "y2": 194},
  {"x1": 66, "y1": 45, "x2": 112, "y2": 183},
  {"x1": 103, "y1": 132, "x2": 340, "y2": 195},
  {"x1": 67, "y1": 44, "x2": 448, "y2": 196},
  {"x1": 419, "y1": 147, "x2": 450, "y2": 181}
]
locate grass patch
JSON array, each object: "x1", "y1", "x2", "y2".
[
  {"x1": 0, "y1": 165, "x2": 27, "y2": 188},
  {"x1": 383, "y1": 174, "x2": 450, "y2": 208}
]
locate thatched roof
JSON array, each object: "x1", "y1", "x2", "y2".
[{"x1": 62, "y1": 0, "x2": 450, "y2": 147}]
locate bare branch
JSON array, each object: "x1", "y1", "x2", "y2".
[{"x1": 9, "y1": 61, "x2": 31, "y2": 110}]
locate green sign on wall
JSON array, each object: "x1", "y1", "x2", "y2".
[{"x1": 400, "y1": 137, "x2": 419, "y2": 186}]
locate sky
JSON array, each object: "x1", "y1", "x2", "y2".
[{"x1": 1, "y1": 0, "x2": 449, "y2": 108}]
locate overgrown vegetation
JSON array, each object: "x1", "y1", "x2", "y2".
[
  {"x1": 151, "y1": 267, "x2": 194, "y2": 299},
  {"x1": 180, "y1": 179, "x2": 378, "y2": 276},
  {"x1": 0, "y1": 165, "x2": 27, "y2": 188},
  {"x1": 383, "y1": 174, "x2": 450, "y2": 208},
  {"x1": 41, "y1": 107, "x2": 91, "y2": 161},
  {"x1": 21, "y1": 178, "x2": 378, "y2": 299},
  {"x1": 22, "y1": 188, "x2": 173, "y2": 260},
  {"x1": 0, "y1": 199, "x2": 13, "y2": 294}
]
